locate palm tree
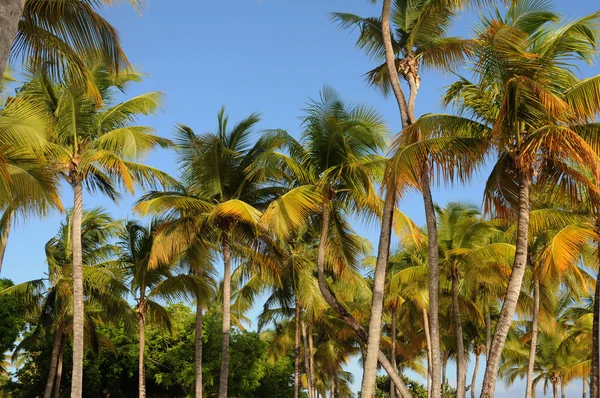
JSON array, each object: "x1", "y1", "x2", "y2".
[
  {"x1": 117, "y1": 219, "x2": 209, "y2": 398},
  {"x1": 0, "y1": 0, "x2": 145, "y2": 97},
  {"x1": 407, "y1": 3, "x2": 600, "y2": 395},
  {"x1": 21, "y1": 62, "x2": 174, "y2": 398}
]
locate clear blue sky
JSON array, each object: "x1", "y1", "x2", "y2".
[{"x1": 3, "y1": 0, "x2": 599, "y2": 396}]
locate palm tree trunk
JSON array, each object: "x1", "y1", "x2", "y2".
[
  {"x1": 0, "y1": 0, "x2": 26, "y2": 80},
  {"x1": 591, "y1": 222, "x2": 600, "y2": 398},
  {"x1": 218, "y1": 226, "x2": 232, "y2": 398},
  {"x1": 331, "y1": 374, "x2": 336, "y2": 398},
  {"x1": 441, "y1": 353, "x2": 447, "y2": 394},
  {"x1": 390, "y1": 309, "x2": 397, "y2": 398},
  {"x1": 139, "y1": 310, "x2": 146, "y2": 398},
  {"x1": 301, "y1": 321, "x2": 314, "y2": 398},
  {"x1": 315, "y1": 205, "x2": 412, "y2": 398},
  {"x1": 0, "y1": 209, "x2": 13, "y2": 273},
  {"x1": 308, "y1": 320, "x2": 316, "y2": 398},
  {"x1": 423, "y1": 308, "x2": 432, "y2": 398},
  {"x1": 584, "y1": 377, "x2": 588, "y2": 398},
  {"x1": 452, "y1": 272, "x2": 466, "y2": 398},
  {"x1": 480, "y1": 174, "x2": 531, "y2": 398},
  {"x1": 471, "y1": 352, "x2": 480, "y2": 398},
  {"x1": 525, "y1": 276, "x2": 540, "y2": 398},
  {"x1": 294, "y1": 299, "x2": 301, "y2": 398},
  {"x1": 43, "y1": 324, "x2": 64, "y2": 398},
  {"x1": 53, "y1": 338, "x2": 64, "y2": 398},
  {"x1": 361, "y1": 188, "x2": 397, "y2": 397},
  {"x1": 195, "y1": 294, "x2": 203, "y2": 398},
  {"x1": 561, "y1": 381, "x2": 566, "y2": 398},
  {"x1": 70, "y1": 178, "x2": 84, "y2": 398},
  {"x1": 553, "y1": 381, "x2": 558, "y2": 398},
  {"x1": 485, "y1": 308, "x2": 491, "y2": 359}
]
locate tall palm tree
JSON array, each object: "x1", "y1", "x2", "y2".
[
  {"x1": 117, "y1": 219, "x2": 209, "y2": 398},
  {"x1": 22, "y1": 62, "x2": 174, "y2": 398},
  {"x1": 0, "y1": 0, "x2": 145, "y2": 97},
  {"x1": 407, "y1": 3, "x2": 600, "y2": 395}
]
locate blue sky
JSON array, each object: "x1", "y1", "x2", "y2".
[{"x1": 3, "y1": 0, "x2": 600, "y2": 396}]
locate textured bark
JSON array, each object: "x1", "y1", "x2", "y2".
[
  {"x1": 308, "y1": 321, "x2": 316, "y2": 398},
  {"x1": 553, "y1": 381, "x2": 558, "y2": 398},
  {"x1": 390, "y1": 309, "x2": 397, "y2": 398},
  {"x1": 301, "y1": 321, "x2": 315, "y2": 398},
  {"x1": 525, "y1": 277, "x2": 540, "y2": 398},
  {"x1": 471, "y1": 352, "x2": 480, "y2": 398},
  {"x1": 316, "y1": 205, "x2": 412, "y2": 398},
  {"x1": 452, "y1": 273, "x2": 466, "y2": 398},
  {"x1": 481, "y1": 175, "x2": 531, "y2": 398},
  {"x1": 195, "y1": 295, "x2": 203, "y2": 398},
  {"x1": 0, "y1": 0, "x2": 26, "y2": 80},
  {"x1": 294, "y1": 300, "x2": 301, "y2": 398},
  {"x1": 70, "y1": 178, "x2": 84, "y2": 398},
  {"x1": 53, "y1": 338, "x2": 64, "y2": 398},
  {"x1": 138, "y1": 311, "x2": 146, "y2": 398},
  {"x1": 0, "y1": 209, "x2": 13, "y2": 273},
  {"x1": 361, "y1": 189, "x2": 396, "y2": 397},
  {"x1": 43, "y1": 325, "x2": 64, "y2": 398},
  {"x1": 592, "y1": 225, "x2": 600, "y2": 398},
  {"x1": 485, "y1": 309, "x2": 491, "y2": 359},
  {"x1": 423, "y1": 308, "x2": 433, "y2": 398},
  {"x1": 218, "y1": 227, "x2": 232, "y2": 398}
]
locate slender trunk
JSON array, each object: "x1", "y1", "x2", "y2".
[
  {"x1": 584, "y1": 378, "x2": 588, "y2": 398},
  {"x1": 471, "y1": 352, "x2": 480, "y2": 398},
  {"x1": 331, "y1": 374, "x2": 335, "y2": 398},
  {"x1": 53, "y1": 338, "x2": 64, "y2": 398},
  {"x1": 195, "y1": 293, "x2": 203, "y2": 398},
  {"x1": 0, "y1": 209, "x2": 13, "y2": 273},
  {"x1": 561, "y1": 381, "x2": 566, "y2": 398},
  {"x1": 390, "y1": 309, "x2": 397, "y2": 398},
  {"x1": 525, "y1": 277, "x2": 540, "y2": 398},
  {"x1": 218, "y1": 227, "x2": 232, "y2": 398},
  {"x1": 592, "y1": 221, "x2": 600, "y2": 398},
  {"x1": 294, "y1": 300, "x2": 301, "y2": 398},
  {"x1": 302, "y1": 321, "x2": 314, "y2": 398},
  {"x1": 480, "y1": 174, "x2": 531, "y2": 398},
  {"x1": 485, "y1": 309, "x2": 491, "y2": 359},
  {"x1": 308, "y1": 321, "x2": 316, "y2": 398},
  {"x1": 423, "y1": 308, "x2": 432, "y2": 398},
  {"x1": 361, "y1": 189, "x2": 396, "y2": 397},
  {"x1": 0, "y1": 0, "x2": 26, "y2": 80},
  {"x1": 315, "y1": 205, "x2": 412, "y2": 397},
  {"x1": 43, "y1": 324, "x2": 64, "y2": 398},
  {"x1": 553, "y1": 381, "x2": 558, "y2": 398},
  {"x1": 139, "y1": 310, "x2": 146, "y2": 398},
  {"x1": 70, "y1": 178, "x2": 84, "y2": 398},
  {"x1": 441, "y1": 354, "x2": 447, "y2": 394},
  {"x1": 452, "y1": 272, "x2": 466, "y2": 398}
]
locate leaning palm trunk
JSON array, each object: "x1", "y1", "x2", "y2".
[
  {"x1": 592, "y1": 221, "x2": 600, "y2": 398},
  {"x1": 316, "y1": 204, "x2": 412, "y2": 397},
  {"x1": 525, "y1": 276, "x2": 540, "y2": 398},
  {"x1": 294, "y1": 300, "x2": 301, "y2": 398},
  {"x1": 452, "y1": 271, "x2": 466, "y2": 398},
  {"x1": 195, "y1": 295, "x2": 203, "y2": 398},
  {"x1": 0, "y1": 209, "x2": 13, "y2": 273},
  {"x1": 390, "y1": 309, "x2": 398, "y2": 398},
  {"x1": 70, "y1": 177, "x2": 84, "y2": 398},
  {"x1": 471, "y1": 351, "x2": 481, "y2": 398},
  {"x1": 481, "y1": 174, "x2": 531, "y2": 398},
  {"x1": 301, "y1": 320, "x2": 315, "y2": 398},
  {"x1": 0, "y1": 0, "x2": 26, "y2": 79},
  {"x1": 43, "y1": 324, "x2": 64, "y2": 398},
  {"x1": 139, "y1": 311, "x2": 147, "y2": 398},
  {"x1": 53, "y1": 338, "x2": 64, "y2": 398},
  {"x1": 361, "y1": 189, "x2": 397, "y2": 397},
  {"x1": 218, "y1": 227, "x2": 232, "y2": 398}
]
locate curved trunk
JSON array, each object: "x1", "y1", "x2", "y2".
[
  {"x1": 471, "y1": 352, "x2": 480, "y2": 398},
  {"x1": 195, "y1": 293, "x2": 203, "y2": 398},
  {"x1": 316, "y1": 205, "x2": 411, "y2": 397},
  {"x1": 452, "y1": 273, "x2": 466, "y2": 398},
  {"x1": 592, "y1": 222, "x2": 600, "y2": 398},
  {"x1": 390, "y1": 309, "x2": 397, "y2": 398},
  {"x1": 525, "y1": 277, "x2": 540, "y2": 398},
  {"x1": 70, "y1": 179, "x2": 84, "y2": 398},
  {"x1": 0, "y1": 209, "x2": 13, "y2": 273},
  {"x1": 361, "y1": 189, "x2": 396, "y2": 397},
  {"x1": 301, "y1": 320, "x2": 315, "y2": 398},
  {"x1": 139, "y1": 310, "x2": 146, "y2": 398},
  {"x1": 294, "y1": 299, "x2": 301, "y2": 398},
  {"x1": 0, "y1": 0, "x2": 26, "y2": 80},
  {"x1": 53, "y1": 337, "x2": 64, "y2": 398},
  {"x1": 481, "y1": 174, "x2": 530, "y2": 398},
  {"x1": 423, "y1": 308, "x2": 432, "y2": 398},
  {"x1": 43, "y1": 324, "x2": 64, "y2": 398},
  {"x1": 218, "y1": 227, "x2": 232, "y2": 398}
]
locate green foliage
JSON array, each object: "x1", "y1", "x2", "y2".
[
  {"x1": 0, "y1": 279, "x2": 25, "y2": 356},
  {"x1": 374, "y1": 375, "x2": 454, "y2": 398}
]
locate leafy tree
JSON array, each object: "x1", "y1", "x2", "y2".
[{"x1": 0, "y1": 278, "x2": 25, "y2": 356}]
